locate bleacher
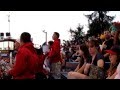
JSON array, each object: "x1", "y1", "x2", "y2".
[
  {"x1": 61, "y1": 61, "x2": 110, "y2": 79},
  {"x1": 61, "y1": 61, "x2": 79, "y2": 79}
]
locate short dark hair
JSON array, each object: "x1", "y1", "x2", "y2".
[
  {"x1": 20, "y1": 32, "x2": 31, "y2": 43},
  {"x1": 48, "y1": 41, "x2": 54, "y2": 46},
  {"x1": 54, "y1": 32, "x2": 60, "y2": 38}
]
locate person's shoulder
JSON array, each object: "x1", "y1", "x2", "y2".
[
  {"x1": 20, "y1": 47, "x2": 28, "y2": 51},
  {"x1": 18, "y1": 47, "x2": 30, "y2": 54},
  {"x1": 54, "y1": 39, "x2": 60, "y2": 45}
]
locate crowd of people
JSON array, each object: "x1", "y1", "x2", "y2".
[
  {"x1": 0, "y1": 27, "x2": 120, "y2": 79},
  {"x1": 62, "y1": 29, "x2": 120, "y2": 79}
]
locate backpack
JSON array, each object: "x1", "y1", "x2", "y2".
[{"x1": 89, "y1": 65, "x2": 105, "y2": 79}]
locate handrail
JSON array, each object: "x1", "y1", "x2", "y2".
[{"x1": 0, "y1": 39, "x2": 16, "y2": 42}]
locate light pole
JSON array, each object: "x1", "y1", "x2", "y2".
[
  {"x1": 7, "y1": 12, "x2": 11, "y2": 50},
  {"x1": 43, "y1": 30, "x2": 47, "y2": 44},
  {"x1": 8, "y1": 12, "x2": 10, "y2": 33}
]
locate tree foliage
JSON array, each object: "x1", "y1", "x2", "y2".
[
  {"x1": 85, "y1": 11, "x2": 115, "y2": 36},
  {"x1": 69, "y1": 24, "x2": 84, "y2": 44}
]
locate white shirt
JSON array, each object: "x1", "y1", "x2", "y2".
[
  {"x1": 115, "y1": 63, "x2": 120, "y2": 79},
  {"x1": 42, "y1": 45, "x2": 50, "y2": 53}
]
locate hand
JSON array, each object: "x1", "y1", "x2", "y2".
[
  {"x1": 102, "y1": 41, "x2": 107, "y2": 49},
  {"x1": 75, "y1": 59, "x2": 79, "y2": 62}
]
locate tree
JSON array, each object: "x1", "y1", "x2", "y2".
[
  {"x1": 69, "y1": 24, "x2": 84, "y2": 44},
  {"x1": 85, "y1": 11, "x2": 115, "y2": 37}
]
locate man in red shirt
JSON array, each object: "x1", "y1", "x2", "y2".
[
  {"x1": 8, "y1": 32, "x2": 39, "y2": 79},
  {"x1": 48, "y1": 32, "x2": 62, "y2": 79}
]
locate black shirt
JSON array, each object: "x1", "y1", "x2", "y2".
[
  {"x1": 104, "y1": 39, "x2": 114, "y2": 50},
  {"x1": 79, "y1": 56, "x2": 91, "y2": 67},
  {"x1": 90, "y1": 53, "x2": 104, "y2": 66}
]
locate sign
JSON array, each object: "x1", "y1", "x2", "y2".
[
  {"x1": 0, "y1": 33, "x2": 4, "y2": 36},
  {"x1": 6, "y1": 32, "x2": 10, "y2": 36},
  {"x1": 0, "y1": 33, "x2": 4, "y2": 40}
]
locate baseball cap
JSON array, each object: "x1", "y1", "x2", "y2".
[{"x1": 105, "y1": 45, "x2": 120, "y2": 55}]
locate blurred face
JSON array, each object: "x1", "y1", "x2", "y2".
[
  {"x1": 78, "y1": 48, "x2": 84, "y2": 56},
  {"x1": 109, "y1": 54, "x2": 117, "y2": 64},
  {"x1": 111, "y1": 31, "x2": 115, "y2": 36},
  {"x1": 104, "y1": 31, "x2": 109, "y2": 36},
  {"x1": 52, "y1": 33, "x2": 57, "y2": 40},
  {"x1": 15, "y1": 41, "x2": 20, "y2": 50},
  {"x1": 88, "y1": 44, "x2": 96, "y2": 56},
  {"x1": 104, "y1": 31, "x2": 110, "y2": 39}
]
